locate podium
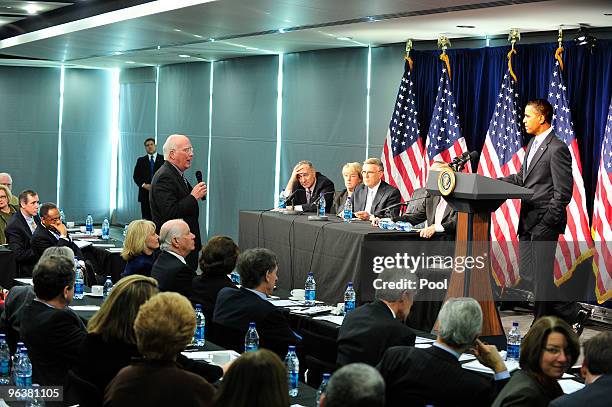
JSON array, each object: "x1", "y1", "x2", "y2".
[{"x1": 426, "y1": 171, "x2": 533, "y2": 344}]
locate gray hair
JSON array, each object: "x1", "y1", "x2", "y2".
[
  {"x1": 324, "y1": 363, "x2": 385, "y2": 407},
  {"x1": 162, "y1": 134, "x2": 181, "y2": 157},
  {"x1": 363, "y1": 158, "x2": 383, "y2": 171},
  {"x1": 159, "y1": 219, "x2": 188, "y2": 251},
  {"x1": 40, "y1": 246, "x2": 75, "y2": 262},
  {"x1": 437, "y1": 297, "x2": 482, "y2": 350},
  {"x1": 374, "y1": 268, "x2": 418, "y2": 302},
  {"x1": 0, "y1": 172, "x2": 12, "y2": 184},
  {"x1": 297, "y1": 160, "x2": 314, "y2": 169}
]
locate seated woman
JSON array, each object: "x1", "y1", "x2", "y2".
[
  {"x1": 492, "y1": 316, "x2": 580, "y2": 407},
  {"x1": 121, "y1": 219, "x2": 159, "y2": 277},
  {"x1": 74, "y1": 275, "x2": 222, "y2": 396},
  {"x1": 105, "y1": 292, "x2": 216, "y2": 407},
  {"x1": 332, "y1": 162, "x2": 362, "y2": 216},
  {"x1": 213, "y1": 349, "x2": 289, "y2": 407},
  {"x1": 191, "y1": 236, "x2": 238, "y2": 322},
  {"x1": 0, "y1": 184, "x2": 17, "y2": 245}
]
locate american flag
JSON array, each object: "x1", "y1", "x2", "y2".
[
  {"x1": 425, "y1": 57, "x2": 469, "y2": 174},
  {"x1": 477, "y1": 63, "x2": 525, "y2": 288},
  {"x1": 382, "y1": 57, "x2": 425, "y2": 201},
  {"x1": 547, "y1": 56, "x2": 594, "y2": 286},
  {"x1": 591, "y1": 97, "x2": 612, "y2": 303}
]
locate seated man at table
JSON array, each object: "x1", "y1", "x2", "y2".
[
  {"x1": 377, "y1": 297, "x2": 509, "y2": 407},
  {"x1": 151, "y1": 219, "x2": 196, "y2": 298},
  {"x1": 5, "y1": 189, "x2": 41, "y2": 276},
  {"x1": 213, "y1": 248, "x2": 299, "y2": 356},
  {"x1": 351, "y1": 158, "x2": 401, "y2": 221},
  {"x1": 320, "y1": 363, "x2": 385, "y2": 407},
  {"x1": 283, "y1": 160, "x2": 335, "y2": 212},
  {"x1": 21, "y1": 254, "x2": 87, "y2": 386},
  {"x1": 336, "y1": 268, "x2": 417, "y2": 366},
  {"x1": 31, "y1": 202, "x2": 85, "y2": 261}
]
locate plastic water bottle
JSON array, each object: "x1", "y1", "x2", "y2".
[
  {"x1": 507, "y1": 322, "x2": 521, "y2": 360},
  {"x1": 123, "y1": 224, "x2": 129, "y2": 237},
  {"x1": 15, "y1": 347, "x2": 32, "y2": 387},
  {"x1": 193, "y1": 304, "x2": 206, "y2": 347},
  {"x1": 26, "y1": 383, "x2": 46, "y2": 407},
  {"x1": 101, "y1": 218, "x2": 110, "y2": 240},
  {"x1": 305, "y1": 272, "x2": 316, "y2": 306},
  {"x1": 343, "y1": 197, "x2": 353, "y2": 222},
  {"x1": 318, "y1": 192, "x2": 326, "y2": 217},
  {"x1": 59, "y1": 210, "x2": 65, "y2": 224},
  {"x1": 12, "y1": 342, "x2": 24, "y2": 384},
  {"x1": 230, "y1": 270, "x2": 241, "y2": 285},
  {"x1": 85, "y1": 214, "x2": 93, "y2": 235},
  {"x1": 73, "y1": 258, "x2": 84, "y2": 300},
  {"x1": 344, "y1": 282, "x2": 356, "y2": 314},
  {"x1": 278, "y1": 190, "x2": 286, "y2": 209},
  {"x1": 316, "y1": 373, "x2": 331, "y2": 407},
  {"x1": 0, "y1": 334, "x2": 11, "y2": 385},
  {"x1": 244, "y1": 322, "x2": 259, "y2": 352},
  {"x1": 285, "y1": 345, "x2": 299, "y2": 397},
  {"x1": 103, "y1": 276, "x2": 113, "y2": 300}
]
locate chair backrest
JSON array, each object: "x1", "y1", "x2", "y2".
[
  {"x1": 64, "y1": 369, "x2": 103, "y2": 407},
  {"x1": 301, "y1": 328, "x2": 338, "y2": 387},
  {"x1": 83, "y1": 260, "x2": 99, "y2": 287},
  {"x1": 209, "y1": 321, "x2": 245, "y2": 354}
]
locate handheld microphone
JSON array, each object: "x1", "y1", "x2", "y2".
[{"x1": 195, "y1": 170, "x2": 205, "y2": 201}]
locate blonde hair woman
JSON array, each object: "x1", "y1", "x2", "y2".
[
  {"x1": 121, "y1": 219, "x2": 159, "y2": 277},
  {"x1": 0, "y1": 184, "x2": 17, "y2": 245},
  {"x1": 333, "y1": 162, "x2": 363, "y2": 215}
]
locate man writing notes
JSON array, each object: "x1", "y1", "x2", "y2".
[
  {"x1": 150, "y1": 134, "x2": 206, "y2": 270},
  {"x1": 133, "y1": 138, "x2": 164, "y2": 220},
  {"x1": 351, "y1": 158, "x2": 401, "y2": 221},
  {"x1": 500, "y1": 99, "x2": 585, "y2": 327},
  {"x1": 284, "y1": 161, "x2": 334, "y2": 213}
]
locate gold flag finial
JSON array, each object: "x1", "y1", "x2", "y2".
[
  {"x1": 437, "y1": 36, "x2": 451, "y2": 55},
  {"x1": 508, "y1": 28, "x2": 521, "y2": 51},
  {"x1": 558, "y1": 26, "x2": 563, "y2": 48},
  {"x1": 404, "y1": 40, "x2": 414, "y2": 70}
]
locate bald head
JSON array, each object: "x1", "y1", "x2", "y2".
[
  {"x1": 163, "y1": 134, "x2": 193, "y2": 172},
  {"x1": 159, "y1": 219, "x2": 195, "y2": 258}
]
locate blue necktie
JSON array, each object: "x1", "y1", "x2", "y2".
[{"x1": 149, "y1": 156, "x2": 155, "y2": 177}]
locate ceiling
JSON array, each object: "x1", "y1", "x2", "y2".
[{"x1": 0, "y1": 0, "x2": 610, "y2": 68}]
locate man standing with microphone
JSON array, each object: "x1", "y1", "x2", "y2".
[{"x1": 150, "y1": 134, "x2": 207, "y2": 270}]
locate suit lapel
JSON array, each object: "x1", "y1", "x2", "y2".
[
  {"x1": 371, "y1": 183, "x2": 386, "y2": 213},
  {"x1": 524, "y1": 132, "x2": 553, "y2": 181},
  {"x1": 427, "y1": 195, "x2": 440, "y2": 225}
]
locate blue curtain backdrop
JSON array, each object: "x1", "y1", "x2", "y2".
[{"x1": 374, "y1": 40, "x2": 612, "y2": 215}]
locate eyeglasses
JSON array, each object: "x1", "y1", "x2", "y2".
[
  {"x1": 544, "y1": 347, "x2": 570, "y2": 357},
  {"x1": 362, "y1": 170, "x2": 381, "y2": 176},
  {"x1": 0, "y1": 195, "x2": 7, "y2": 200},
  {"x1": 174, "y1": 147, "x2": 193, "y2": 153}
]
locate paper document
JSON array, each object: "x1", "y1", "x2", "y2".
[
  {"x1": 268, "y1": 299, "x2": 303, "y2": 307},
  {"x1": 106, "y1": 247, "x2": 124, "y2": 253},
  {"x1": 558, "y1": 379, "x2": 585, "y2": 394},
  {"x1": 459, "y1": 353, "x2": 477, "y2": 362},
  {"x1": 312, "y1": 315, "x2": 344, "y2": 325},
  {"x1": 92, "y1": 243, "x2": 115, "y2": 248},
  {"x1": 290, "y1": 306, "x2": 335, "y2": 316},
  {"x1": 14, "y1": 278, "x2": 33, "y2": 285},
  {"x1": 415, "y1": 336, "x2": 435, "y2": 344},
  {"x1": 69, "y1": 305, "x2": 101, "y2": 312},
  {"x1": 462, "y1": 358, "x2": 519, "y2": 374},
  {"x1": 74, "y1": 240, "x2": 92, "y2": 249},
  {"x1": 181, "y1": 350, "x2": 240, "y2": 366}
]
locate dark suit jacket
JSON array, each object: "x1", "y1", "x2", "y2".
[
  {"x1": 331, "y1": 189, "x2": 349, "y2": 215},
  {"x1": 377, "y1": 345, "x2": 508, "y2": 407},
  {"x1": 549, "y1": 374, "x2": 612, "y2": 407},
  {"x1": 20, "y1": 300, "x2": 87, "y2": 386},
  {"x1": 395, "y1": 188, "x2": 457, "y2": 233},
  {"x1": 351, "y1": 180, "x2": 402, "y2": 218},
  {"x1": 491, "y1": 370, "x2": 554, "y2": 407},
  {"x1": 191, "y1": 272, "x2": 237, "y2": 324},
  {"x1": 213, "y1": 287, "x2": 298, "y2": 355},
  {"x1": 31, "y1": 224, "x2": 84, "y2": 260},
  {"x1": 5, "y1": 212, "x2": 41, "y2": 275},
  {"x1": 289, "y1": 172, "x2": 335, "y2": 213},
  {"x1": 336, "y1": 300, "x2": 416, "y2": 366},
  {"x1": 150, "y1": 161, "x2": 201, "y2": 268},
  {"x1": 0, "y1": 285, "x2": 35, "y2": 352},
  {"x1": 501, "y1": 131, "x2": 572, "y2": 235},
  {"x1": 121, "y1": 252, "x2": 158, "y2": 278},
  {"x1": 133, "y1": 154, "x2": 164, "y2": 203},
  {"x1": 151, "y1": 251, "x2": 195, "y2": 298}
]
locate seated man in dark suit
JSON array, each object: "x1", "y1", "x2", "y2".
[
  {"x1": 21, "y1": 254, "x2": 87, "y2": 386},
  {"x1": 550, "y1": 331, "x2": 612, "y2": 407},
  {"x1": 151, "y1": 219, "x2": 196, "y2": 298},
  {"x1": 31, "y1": 202, "x2": 85, "y2": 261},
  {"x1": 283, "y1": 160, "x2": 335, "y2": 213},
  {"x1": 351, "y1": 158, "x2": 401, "y2": 220},
  {"x1": 377, "y1": 297, "x2": 509, "y2": 407},
  {"x1": 337, "y1": 268, "x2": 417, "y2": 366},
  {"x1": 5, "y1": 190, "x2": 41, "y2": 276},
  {"x1": 213, "y1": 248, "x2": 299, "y2": 356}
]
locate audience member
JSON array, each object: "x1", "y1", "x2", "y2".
[
  {"x1": 492, "y1": 316, "x2": 580, "y2": 407},
  {"x1": 212, "y1": 349, "x2": 289, "y2": 407},
  {"x1": 20, "y1": 254, "x2": 87, "y2": 386},
  {"x1": 0, "y1": 172, "x2": 18, "y2": 206},
  {"x1": 31, "y1": 202, "x2": 84, "y2": 260},
  {"x1": 104, "y1": 292, "x2": 215, "y2": 407},
  {"x1": 352, "y1": 158, "x2": 401, "y2": 220},
  {"x1": 284, "y1": 160, "x2": 335, "y2": 213},
  {"x1": 550, "y1": 331, "x2": 612, "y2": 407},
  {"x1": 121, "y1": 219, "x2": 160, "y2": 277},
  {"x1": 191, "y1": 236, "x2": 238, "y2": 323},
  {"x1": 377, "y1": 297, "x2": 509, "y2": 407},
  {"x1": 5, "y1": 189, "x2": 41, "y2": 275},
  {"x1": 213, "y1": 248, "x2": 298, "y2": 356},
  {"x1": 332, "y1": 162, "x2": 362, "y2": 215},
  {"x1": 133, "y1": 138, "x2": 164, "y2": 220},
  {"x1": 150, "y1": 219, "x2": 196, "y2": 298},
  {"x1": 320, "y1": 363, "x2": 385, "y2": 407},
  {"x1": 0, "y1": 184, "x2": 17, "y2": 244},
  {"x1": 336, "y1": 268, "x2": 417, "y2": 366}
]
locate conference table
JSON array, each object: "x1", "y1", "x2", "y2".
[{"x1": 239, "y1": 210, "x2": 454, "y2": 305}]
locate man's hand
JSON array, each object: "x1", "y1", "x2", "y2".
[
  {"x1": 419, "y1": 224, "x2": 436, "y2": 239},
  {"x1": 371, "y1": 217, "x2": 381, "y2": 227},
  {"x1": 472, "y1": 339, "x2": 507, "y2": 374},
  {"x1": 191, "y1": 182, "x2": 207, "y2": 200},
  {"x1": 354, "y1": 211, "x2": 371, "y2": 221},
  {"x1": 49, "y1": 222, "x2": 68, "y2": 237},
  {"x1": 142, "y1": 183, "x2": 152, "y2": 191}
]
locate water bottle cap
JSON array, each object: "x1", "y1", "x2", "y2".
[
  {"x1": 322, "y1": 373, "x2": 331, "y2": 379},
  {"x1": 106, "y1": 276, "x2": 112, "y2": 279},
  {"x1": 347, "y1": 282, "x2": 353, "y2": 287},
  {"x1": 249, "y1": 322, "x2": 256, "y2": 328},
  {"x1": 512, "y1": 322, "x2": 519, "y2": 327},
  {"x1": 288, "y1": 345, "x2": 296, "y2": 351},
  {"x1": 308, "y1": 272, "x2": 313, "y2": 276},
  {"x1": 195, "y1": 304, "x2": 202, "y2": 309},
  {"x1": 0, "y1": 333, "x2": 5, "y2": 338}
]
